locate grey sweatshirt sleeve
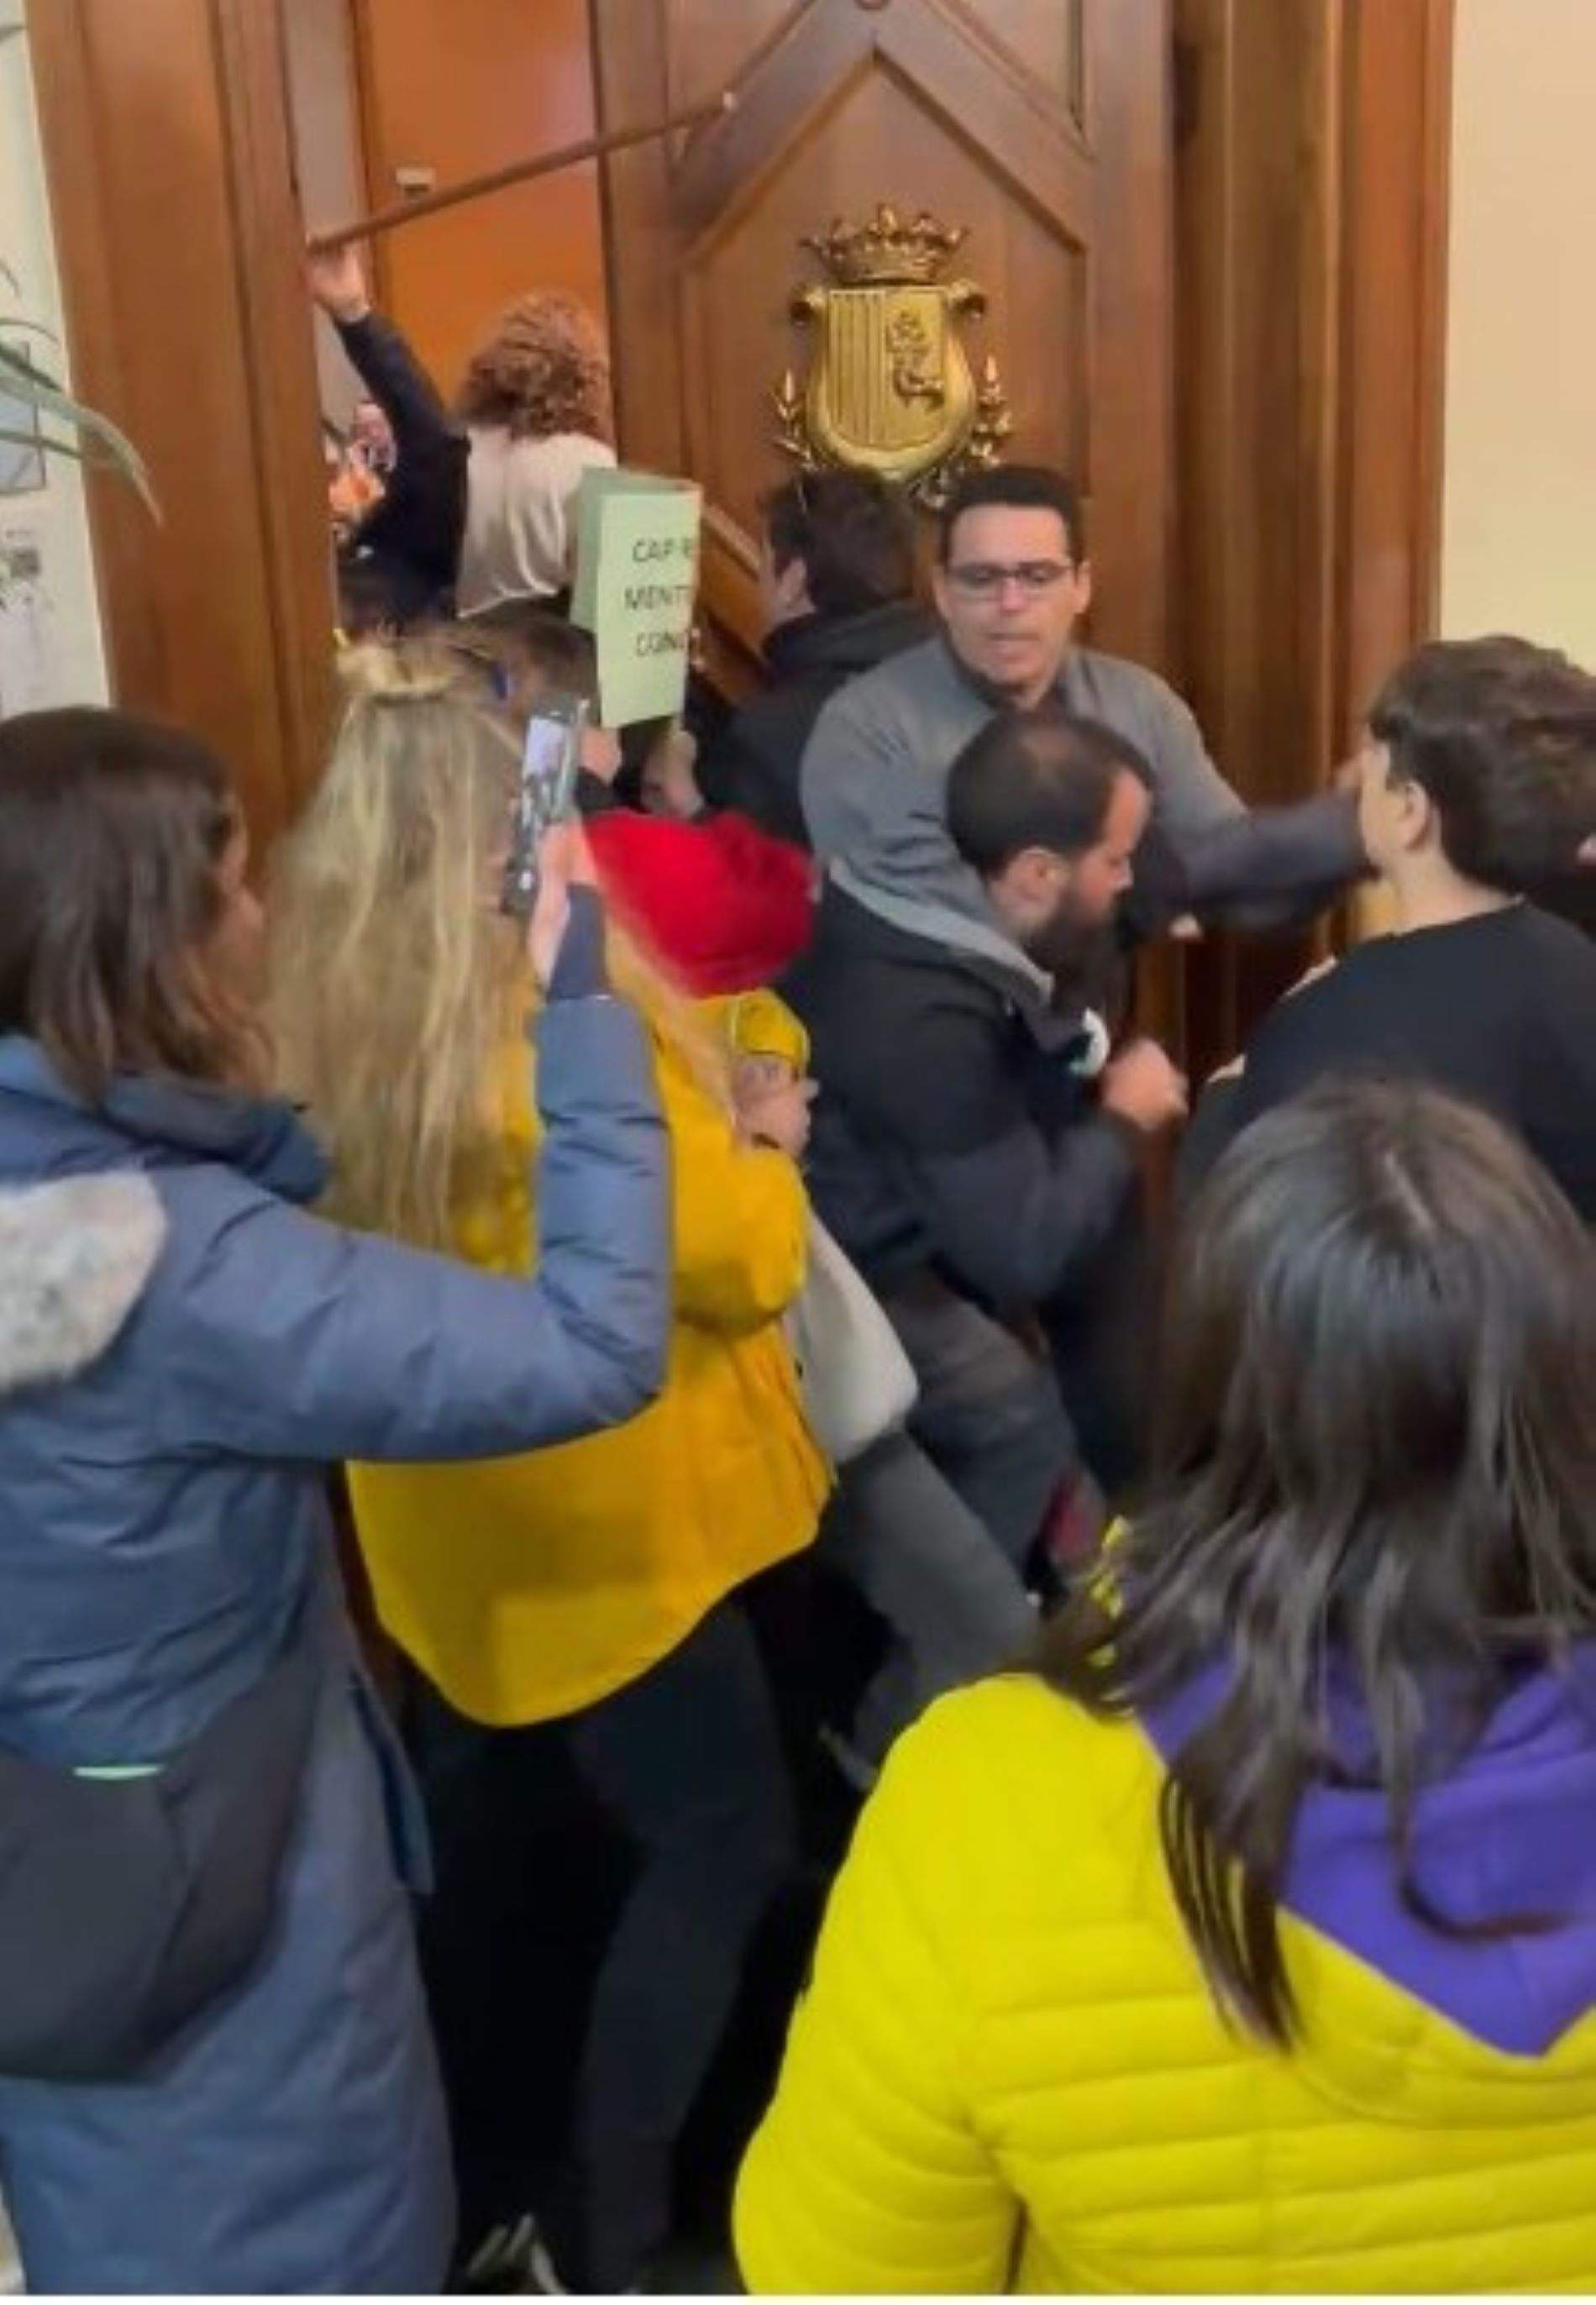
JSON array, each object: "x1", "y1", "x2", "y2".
[
  {"x1": 801, "y1": 676, "x2": 952, "y2": 885},
  {"x1": 1140, "y1": 680, "x2": 1365, "y2": 929}
]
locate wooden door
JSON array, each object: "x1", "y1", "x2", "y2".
[
  {"x1": 591, "y1": 0, "x2": 1173, "y2": 701},
  {"x1": 27, "y1": 0, "x2": 333, "y2": 851},
  {"x1": 350, "y1": 0, "x2": 608, "y2": 400}
]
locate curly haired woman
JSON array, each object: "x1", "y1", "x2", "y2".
[{"x1": 456, "y1": 289, "x2": 617, "y2": 617}]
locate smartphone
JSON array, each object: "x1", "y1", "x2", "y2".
[{"x1": 501, "y1": 690, "x2": 588, "y2": 920}]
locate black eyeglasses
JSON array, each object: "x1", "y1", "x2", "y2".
[{"x1": 945, "y1": 559, "x2": 1075, "y2": 600}]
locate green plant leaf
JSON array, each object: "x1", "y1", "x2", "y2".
[
  {"x1": 0, "y1": 424, "x2": 130, "y2": 481},
  {"x1": 0, "y1": 338, "x2": 158, "y2": 512}
]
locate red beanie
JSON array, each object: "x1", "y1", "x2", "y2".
[{"x1": 586, "y1": 808, "x2": 814, "y2": 995}]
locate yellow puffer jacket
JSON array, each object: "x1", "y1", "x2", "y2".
[
  {"x1": 349, "y1": 1022, "x2": 829, "y2": 1725},
  {"x1": 736, "y1": 1674, "x2": 1596, "y2": 2293}
]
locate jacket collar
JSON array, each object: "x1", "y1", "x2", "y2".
[
  {"x1": 1142, "y1": 1647, "x2": 1596, "y2": 2056},
  {"x1": 0, "y1": 1037, "x2": 328, "y2": 1205},
  {"x1": 764, "y1": 598, "x2": 929, "y2": 681},
  {"x1": 816, "y1": 879, "x2": 1084, "y2": 1056}
]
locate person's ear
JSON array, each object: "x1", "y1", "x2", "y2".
[
  {"x1": 1011, "y1": 846, "x2": 1064, "y2": 911},
  {"x1": 1395, "y1": 775, "x2": 1437, "y2": 853},
  {"x1": 1070, "y1": 558, "x2": 1094, "y2": 618},
  {"x1": 931, "y1": 559, "x2": 954, "y2": 622},
  {"x1": 773, "y1": 552, "x2": 811, "y2": 619}
]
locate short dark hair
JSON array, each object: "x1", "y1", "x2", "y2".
[
  {"x1": 1368, "y1": 636, "x2": 1596, "y2": 892},
  {"x1": 0, "y1": 708, "x2": 258, "y2": 1100},
  {"x1": 947, "y1": 703, "x2": 1150, "y2": 878},
  {"x1": 762, "y1": 469, "x2": 915, "y2": 617},
  {"x1": 939, "y1": 464, "x2": 1085, "y2": 565}
]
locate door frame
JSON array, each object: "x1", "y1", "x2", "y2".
[{"x1": 1173, "y1": 0, "x2": 1455, "y2": 1065}]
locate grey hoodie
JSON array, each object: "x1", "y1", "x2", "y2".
[{"x1": 801, "y1": 636, "x2": 1362, "y2": 958}]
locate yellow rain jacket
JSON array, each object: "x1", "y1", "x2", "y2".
[
  {"x1": 738, "y1": 1672, "x2": 1596, "y2": 2293},
  {"x1": 349, "y1": 1020, "x2": 828, "y2": 1724}
]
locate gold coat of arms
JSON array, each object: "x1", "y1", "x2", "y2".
[{"x1": 773, "y1": 205, "x2": 1011, "y2": 507}]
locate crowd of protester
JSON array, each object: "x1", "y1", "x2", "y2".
[{"x1": 0, "y1": 253, "x2": 1591, "y2": 2296}]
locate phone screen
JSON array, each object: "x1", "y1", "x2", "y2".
[{"x1": 501, "y1": 695, "x2": 585, "y2": 920}]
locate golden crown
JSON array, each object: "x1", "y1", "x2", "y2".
[{"x1": 801, "y1": 204, "x2": 967, "y2": 286}]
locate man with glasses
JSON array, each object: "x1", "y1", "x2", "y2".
[{"x1": 801, "y1": 463, "x2": 1362, "y2": 947}]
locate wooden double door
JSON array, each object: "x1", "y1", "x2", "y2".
[
  {"x1": 31, "y1": 0, "x2": 1447, "y2": 1069},
  {"x1": 592, "y1": 0, "x2": 1174, "y2": 696}
]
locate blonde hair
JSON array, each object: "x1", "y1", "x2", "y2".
[
  {"x1": 270, "y1": 635, "x2": 726, "y2": 1250},
  {"x1": 270, "y1": 640, "x2": 527, "y2": 1247}
]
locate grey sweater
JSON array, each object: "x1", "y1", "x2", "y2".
[{"x1": 801, "y1": 637, "x2": 1362, "y2": 954}]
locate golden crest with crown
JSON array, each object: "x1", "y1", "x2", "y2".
[{"x1": 772, "y1": 205, "x2": 1011, "y2": 507}]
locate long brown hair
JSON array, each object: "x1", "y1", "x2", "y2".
[
  {"x1": 0, "y1": 706, "x2": 262, "y2": 1099},
  {"x1": 1038, "y1": 1080, "x2": 1596, "y2": 2043}
]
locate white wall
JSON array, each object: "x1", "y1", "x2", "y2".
[
  {"x1": 0, "y1": 1, "x2": 109, "y2": 711},
  {"x1": 282, "y1": 0, "x2": 368, "y2": 429},
  {"x1": 1441, "y1": 0, "x2": 1596, "y2": 661}
]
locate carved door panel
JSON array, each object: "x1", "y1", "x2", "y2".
[{"x1": 591, "y1": 0, "x2": 1173, "y2": 696}]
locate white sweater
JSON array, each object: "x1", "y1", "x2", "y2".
[{"x1": 457, "y1": 428, "x2": 615, "y2": 614}]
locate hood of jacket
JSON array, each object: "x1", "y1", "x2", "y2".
[
  {"x1": 763, "y1": 598, "x2": 932, "y2": 685},
  {"x1": 805, "y1": 874, "x2": 1070, "y2": 1032},
  {"x1": 1145, "y1": 1653, "x2": 1596, "y2": 2123},
  {"x1": 0, "y1": 1035, "x2": 328, "y2": 1400}
]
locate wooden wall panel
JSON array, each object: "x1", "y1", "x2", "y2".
[
  {"x1": 1337, "y1": 0, "x2": 1452, "y2": 743},
  {"x1": 1173, "y1": 0, "x2": 1452, "y2": 1072},
  {"x1": 958, "y1": 2, "x2": 1088, "y2": 127},
  {"x1": 25, "y1": 0, "x2": 333, "y2": 851},
  {"x1": 596, "y1": 0, "x2": 1172, "y2": 672},
  {"x1": 350, "y1": 0, "x2": 607, "y2": 402},
  {"x1": 662, "y1": 0, "x2": 798, "y2": 117}
]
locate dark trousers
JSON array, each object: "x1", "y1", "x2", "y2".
[
  {"x1": 410, "y1": 1594, "x2": 795, "y2": 2292},
  {"x1": 880, "y1": 1270, "x2": 1079, "y2": 1567},
  {"x1": 818, "y1": 1428, "x2": 1037, "y2": 1762}
]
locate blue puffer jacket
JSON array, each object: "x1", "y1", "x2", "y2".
[{"x1": 0, "y1": 992, "x2": 667, "y2": 2295}]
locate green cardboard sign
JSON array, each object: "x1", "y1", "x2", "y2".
[{"x1": 570, "y1": 467, "x2": 702, "y2": 727}]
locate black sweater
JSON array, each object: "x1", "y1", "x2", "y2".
[
  {"x1": 1189, "y1": 903, "x2": 1596, "y2": 1219},
  {"x1": 696, "y1": 599, "x2": 931, "y2": 848},
  {"x1": 334, "y1": 312, "x2": 469, "y2": 623}
]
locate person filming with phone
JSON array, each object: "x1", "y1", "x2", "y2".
[{"x1": 270, "y1": 639, "x2": 827, "y2": 2295}]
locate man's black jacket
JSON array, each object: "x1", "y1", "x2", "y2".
[
  {"x1": 335, "y1": 312, "x2": 469, "y2": 624},
  {"x1": 783, "y1": 883, "x2": 1137, "y2": 1312},
  {"x1": 697, "y1": 599, "x2": 930, "y2": 848}
]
